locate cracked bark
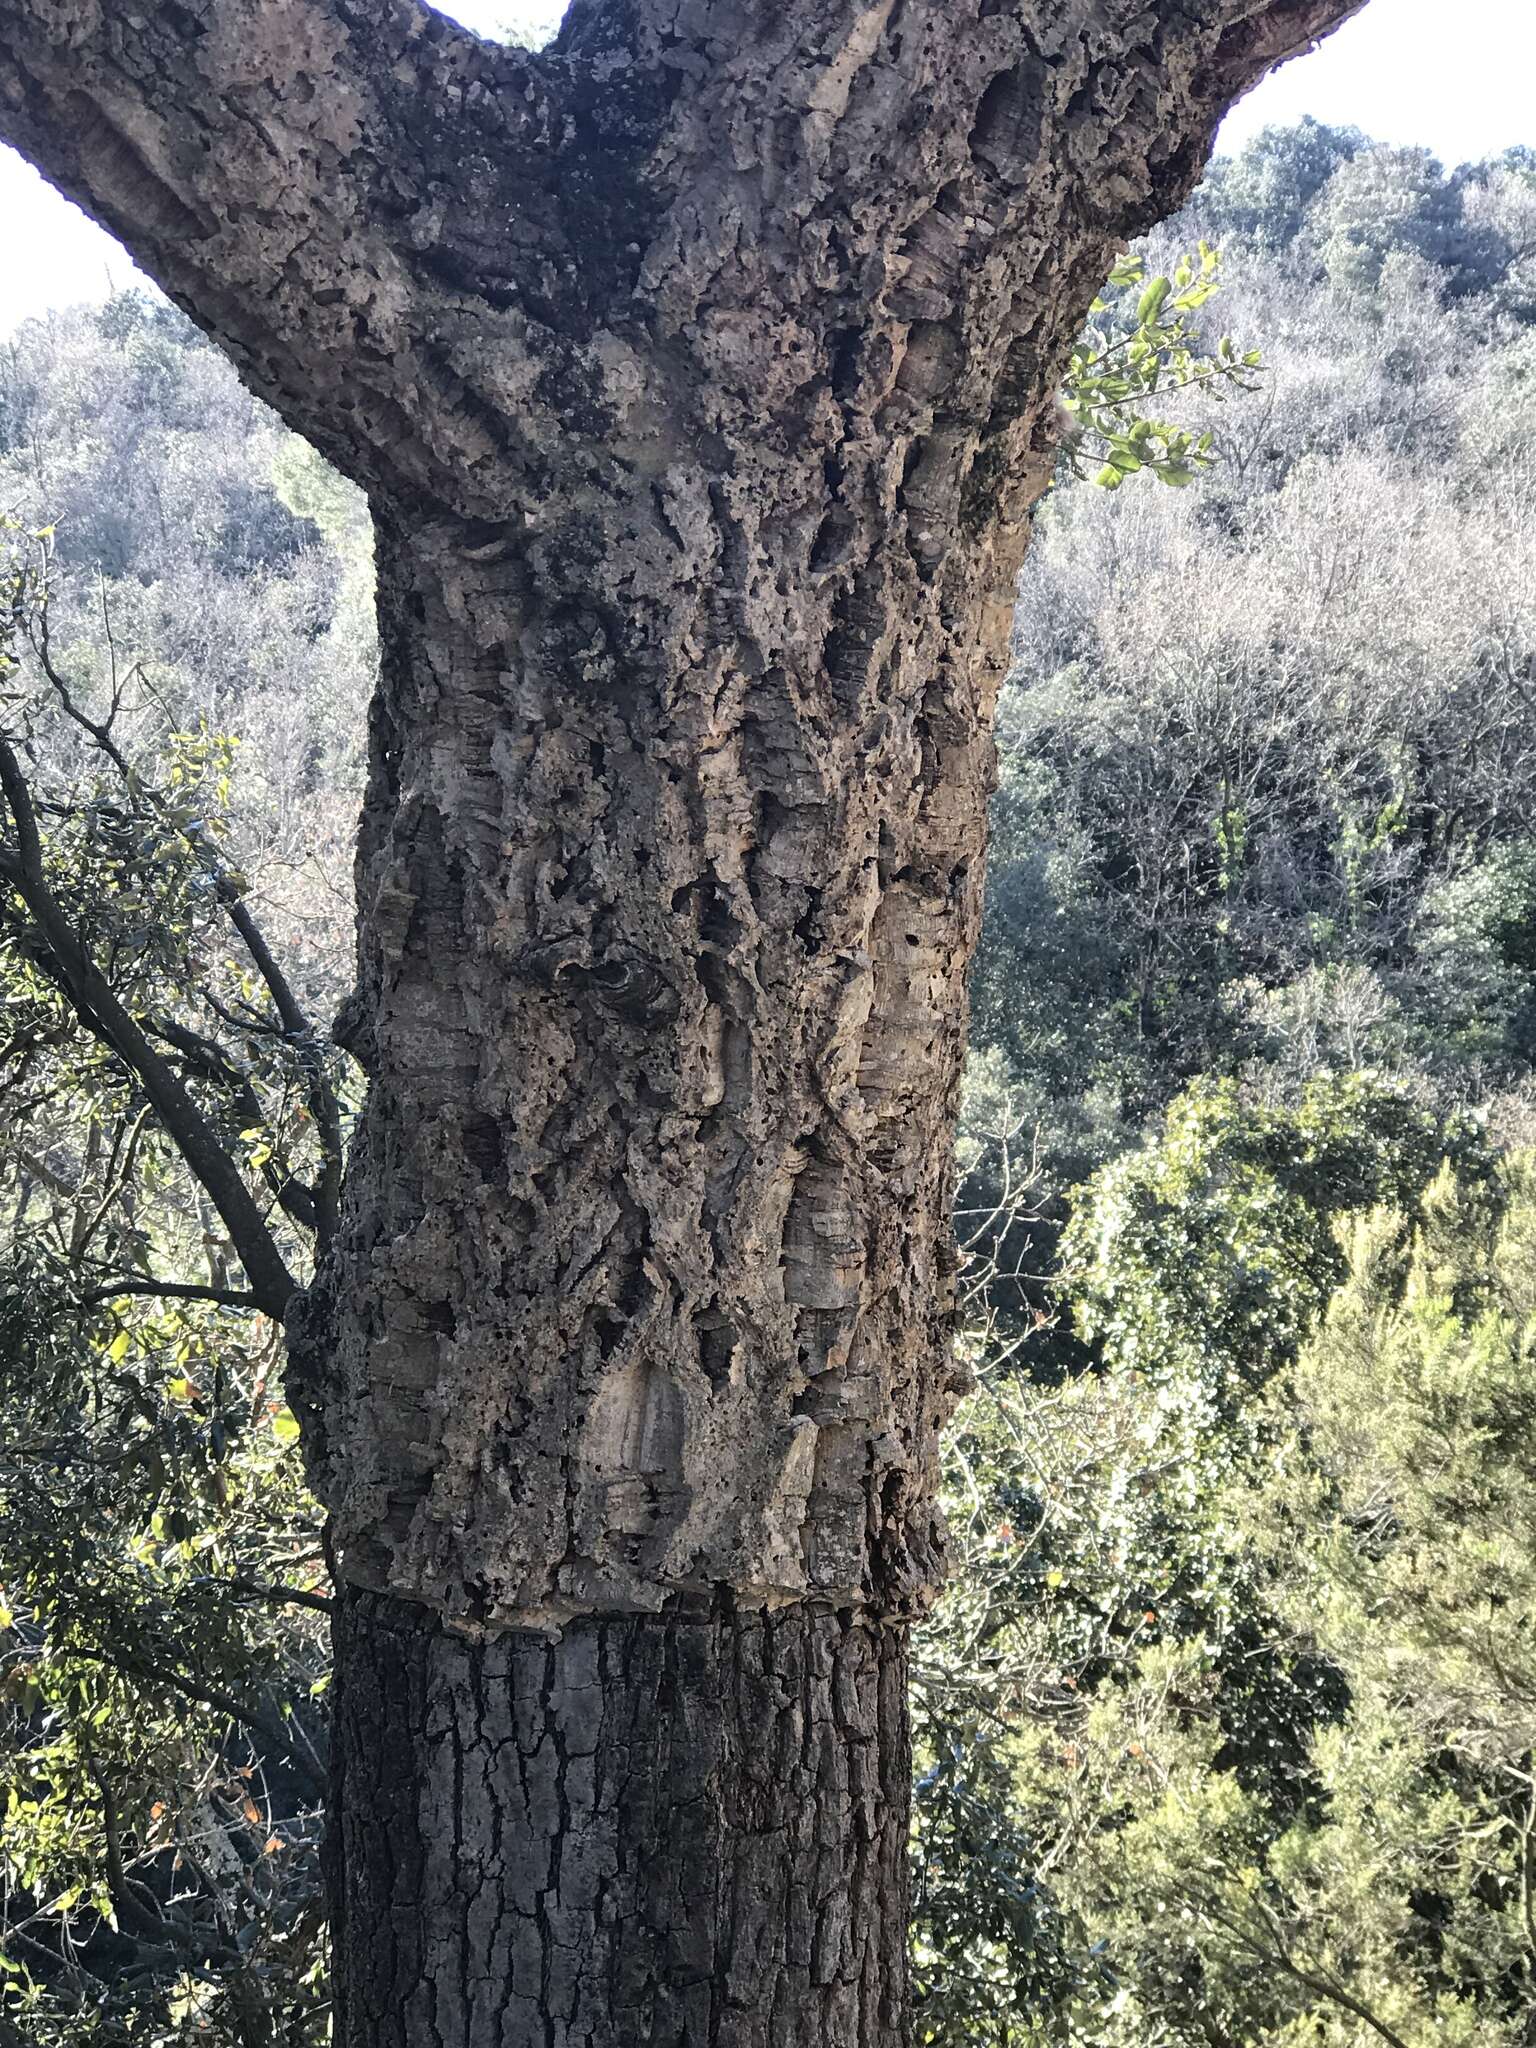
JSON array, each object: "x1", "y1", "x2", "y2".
[
  {"x1": 333, "y1": 1589, "x2": 909, "y2": 2047},
  {"x1": 0, "y1": 0, "x2": 1369, "y2": 2038}
]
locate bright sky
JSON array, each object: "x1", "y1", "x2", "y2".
[{"x1": 0, "y1": 0, "x2": 1530, "y2": 336}]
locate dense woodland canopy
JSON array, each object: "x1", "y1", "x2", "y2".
[{"x1": 2, "y1": 119, "x2": 1535, "y2": 2045}]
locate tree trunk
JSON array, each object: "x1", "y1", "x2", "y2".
[
  {"x1": 310, "y1": 483, "x2": 994, "y2": 2039},
  {"x1": 0, "y1": 2, "x2": 1369, "y2": 2039},
  {"x1": 331, "y1": 1587, "x2": 909, "y2": 2047}
]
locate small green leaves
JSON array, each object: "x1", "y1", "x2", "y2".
[
  {"x1": 1136, "y1": 275, "x2": 1171, "y2": 327},
  {"x1": 270, "y1": 1408, "x2": 302, "y2": 1446},
  {"x1": 1061, "y1": 243, "x2": 1264, "y2": 492}
]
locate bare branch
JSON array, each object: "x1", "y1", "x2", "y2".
[
  {"x1": 0, "y1": 740, "x2": 297, "y2": 1316},
  {"x1": 79, "y1": 1279, "x2": 263, "y2": 1312}
]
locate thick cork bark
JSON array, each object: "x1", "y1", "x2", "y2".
[
  {"x1": 0, "y1": 2, "x2": 1370, "y2": 2039},
  {"x1": 0, "y1": 0, "x2": 1368, "y2": 1627}
]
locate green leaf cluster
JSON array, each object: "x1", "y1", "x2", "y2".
[{"x1": 1062, "y1": 246, "x2": 1261, "y2": 490}]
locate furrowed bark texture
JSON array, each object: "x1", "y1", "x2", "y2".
[
  {"x1": 332, "y1": 1585, "x2": 909, "y2": 2046},
  {"x1": 304, "y1": 0, "x2": 1366, "y2": 1630},
  {"x1": 0, "y1": 0, "x2": 1366, "y2": 1629},
  {"x1": 0, "y1": 0, "x2": 1369, "y2": 2039}
]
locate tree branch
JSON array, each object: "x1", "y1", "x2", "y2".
[
  {"x1": 216, "y1": 895, "x2": 344, "y2": 1248},
  {"x1": 147, "y1": 1013, "x2": 321, "y2": 1236},
  {"x1": 0, "y1": 0, "x2": 1368, "y2": 529},
  {"x1": 212, "y1": 1575, "x2": 335, "y2": 1615},
  {"x1": 1200, "y1": 0, "x2": 1375, "y2": 110},
  {"x1": 0, "y1": 742, "x2": 297, "y2": 1317},
  {"x1": 79, "y1": 1278, "x2": 263, "y2": 1311},
  {"x1": 28, "y1": 600, "x2": 345, "y2": 1247},
  {"x1": 1195, "y1": 1882, "x2": 1417, "y2": 2048},
  {"x1": 70, "y1": 1643, "x2": 326, "y2": 1800},
  {"x1": 0, "y1": 0, "x2": 571, "y2": 503},
  {"x1": 84, "y1": 1754, "x2": 198, "y2": 1951}
]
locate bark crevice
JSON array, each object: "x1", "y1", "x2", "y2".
[{"x1": 332, "y1": 1586, "x2": 910, "y2": 2048}]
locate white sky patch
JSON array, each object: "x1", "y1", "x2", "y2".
[
  {"x1": 0, "y1": 0, "x2": 1530, "y2": 336},
  {"x1": 1217, "y1": 0, "x2": 1536, "y2": 161}
]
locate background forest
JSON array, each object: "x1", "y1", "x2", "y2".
[{"x1": 1, "y1": 121, "x2": 1535, "y2": 2045}]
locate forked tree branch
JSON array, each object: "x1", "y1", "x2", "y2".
[{"x1": 0, "y1": 0, "x2": 1371, "y2": 521}]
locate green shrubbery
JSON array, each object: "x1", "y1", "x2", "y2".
[{"x1": 914, "y1": 1096, "x2": 1536, "y2": 2046}]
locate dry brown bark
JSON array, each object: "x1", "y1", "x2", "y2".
[{"x1": 0, "y1": 1, "x2": 1369, "y2": 2039}]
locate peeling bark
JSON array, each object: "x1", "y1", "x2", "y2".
[{"x1": 0, "y1": 0, "x2": 1370, "y2": 2036}]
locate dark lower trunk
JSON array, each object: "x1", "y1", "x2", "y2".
[{"x1": 330, "y1": 1587, "x2": 911, "y2": 2048}]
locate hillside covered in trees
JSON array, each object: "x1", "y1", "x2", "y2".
[{"x1": 1, "y1": 120, "x2": 1535, "y2": 2046}]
